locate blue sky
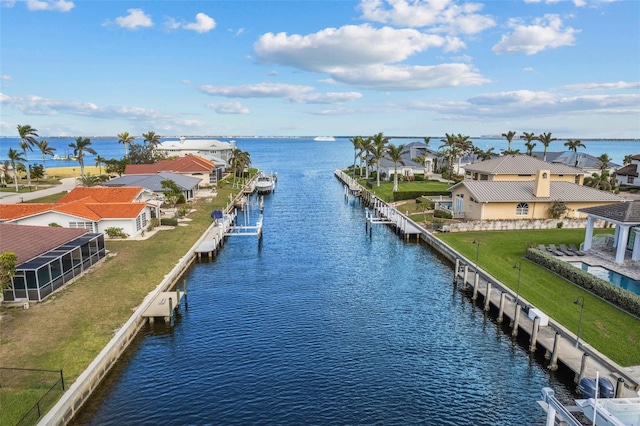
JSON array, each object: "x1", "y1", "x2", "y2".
[{"x1": 1, "y1": 0, "x2": 639, "y2": 138}]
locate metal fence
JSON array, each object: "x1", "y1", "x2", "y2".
[{"x1": 0, "y1": 367, "x2": 65, "y2": 426}]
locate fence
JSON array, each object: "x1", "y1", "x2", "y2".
[{"x1": 0, "y1": 367, "x2": 64, "y2": 426}]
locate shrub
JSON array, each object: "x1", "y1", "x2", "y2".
[
  {"x1": 148, "y1": 218, "x2": 160, "y2": 231},
  {"x1": 177, "y1": 206, "x2": 190, "y2": 218},
  {"x1": 433, "y1": 209, "x2": 452, "y2": 219},
  {"x1": 525, "y1": 248, "x2": 640, "y2": 317},
  {"x1": 104, "y1": 227, "x2": 128, "y2": 239},
  {"x1": 557, "y1": 221, "x2": 564, "y2": 229},
  {"x1": 48, "y1": 222, "x2": 62, "y2": 227},
  {"x1": 160, "y1": 218, "x2": 178, "y2": 226}
]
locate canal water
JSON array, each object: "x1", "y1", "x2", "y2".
[{"x1": 73, "y1": 138, "x2": 577, "y2": 425}]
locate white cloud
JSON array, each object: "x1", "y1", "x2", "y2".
[
  {"x1": 359, "y1": 0, "x2": 495, "y2": 34},
  {"x1": 199, "y1": 82, "x2": 314, "y2": 99},
  {"x1": 290, "y1": 92, "x2": 363, "y2": 104},
  {"x1": 0, "y1": 75, "x2": 12, "y2": 80},
  {"x1": 206, "y1": 101, "x2": 250, "y2": 114},
  {"x1": 492, "y1": 14, "x2": 579, "y2": 55},
  {"x1": 525, "y1": 0, "x2": 588, "y2": 5},
  {"x1": 255, "y1": 24, "x2": 446, "y2": 71},
  {"x1": 1, "y1": 0, "x2": 17, "y2": 8},
  {"x1": 253, "y1": 24, "x2": 486, "y2": 90},
  {"x1": 183, "y1": 12, "x2": 216, "y2": 33},
  {"x1": 563, "y1": 81, "x2": 640, "y2": 91},
  {"x1": 25, "y1": 0, "x2": 74, "y2": 12},
  {"x1": 111, "y1": 9, "x2": 153, "y2": 30}
]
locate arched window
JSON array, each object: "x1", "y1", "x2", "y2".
[{"x1": 516, "y1": 202, "x2": 529, "y2": 216}]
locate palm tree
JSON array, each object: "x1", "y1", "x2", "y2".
[
  {"x1": 77, "y1": 174, "x2": 108, "y2": 187},
  {"x1": 386, "y1": 144, "x2": 407, "y2": 192},
  {"x1": 118, "y1": 131, "x2": 135, "y2": 157},
  {"x1": 95, "y1": 155, "x2": 107, "y2": 175},
  {"x1": 584, "y1": 172, "x2": 613, "y2": 191},
  {"x1": 439, "y1": 133, "x2": 459, "y2": 181},
  {"x1": 36, "y1": 139, "x2": 56, "y2": 178},
  {"x1": 623, "y1": 154, "x2": 633, "y2": 165},
  {"x1": 502, "y1": 130, "x2": 517, "y2": 152},
  {"x1": 564, "y1": 139, "x2": 586, "y2": 167},
  {"x1": 230, "y1": 148, "x2": 251, "y2": 187},
  {"x1": 69, "y1": 137, "x2": 97, "y2": 177},
  {"x1": 349, "y1": 136, "x2": 365, "y2": 179},
  {"x1": 17, "y1": 124, "x2": 39, "y2": 188},
  {"x1": 1, "y1": 160, "x2": 10, "y2": 187},
  {"x1": 360, "y1": 137, "x2": 374, "y2": 179},
  {"x1": 536, "y1": 132, "x2": 556, "y2": 162},
  {"x1": 522, "y1": 132, "x2": 536, "y2": 156},
  {"x1": 7, "y1": 148, "x2": 26, "y2": 192},
  {"x1": 596, "y1": 153, "x2": 612, "y2": 175},
  {"x1": 369, "y1": 132, "x2": 389, "y2": 187},
  {"x1": 143, "y1": 131, "x2": 162, "y2": 147},
  {"x1": 455, "y1": 134, "x2": 472, "y2": 175}
]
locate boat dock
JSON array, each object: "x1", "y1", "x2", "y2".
[{"x1": 141, "y1": 289, "x2": 185, "y2": 325}]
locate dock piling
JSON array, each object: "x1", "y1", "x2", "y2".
[
  {"x1": 511, "y1": 305, "x2": 520, "y2": 337},
  {"x1": 483, "y1": 283, "x2": 492, "y2": 311},
  {"x1": 529, "y1": 317, "x2": 540, "y2": 352},
  {"x1": 497, "y1": 293, "x2": 505, "y2": 323},
  {"x1": 576, "y1": 352, "x2": 589, "y2": 384},
  {"x1": 615, "y1": 378, "x2": 625, "y2": 398},
  {"x1": 453, "y1": 259, "x2": 459, "y2": 285},
  {"x1": 472, "y1": 274, "x2": 479, "y2": 300},
  {"x1": 462, "y1": 265, "x2": 469, "y2": 290},
  {"x1": 548, "y1": 333, "x2": 560, "y2": 371}
]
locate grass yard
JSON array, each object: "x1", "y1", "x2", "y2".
[
  {"x1": 360, "y1": 178, "x2": 451, "y2": 202},
  {"x1": 0, "y1": 181, "x2": 240, "y2": 426},
  {"x1": 438, "y1": 229, "x2": 640, "y2": 366}
]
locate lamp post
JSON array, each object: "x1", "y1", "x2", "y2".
[
  {"x1": 513, "y1": 262, "x2": 522, "y2": 305},
  {"x1": 472, "y1": 239, "x2": 480, "y2": 281},
  {"x1": 574, "y1": 296, "x2": 585, "y2": 348}
]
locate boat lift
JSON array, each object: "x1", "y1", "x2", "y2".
[{"x1": 225, "y1": 194, "x2": 264, "y2": 239}]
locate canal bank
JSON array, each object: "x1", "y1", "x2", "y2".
[
  {"x1": 35, "y1": 184, "x2": 251, "y2": 426},
  {"x1": 334, "y1": 170, "x2": 640, "y2": 397}
]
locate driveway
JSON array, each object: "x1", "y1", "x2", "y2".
[{"x1": 0, "y1": 178, "x2": 77, "y2": 204}]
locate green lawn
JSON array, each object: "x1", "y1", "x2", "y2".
[
  {"x1": 438, "y1": 230, "x2": 640, "y2": 366},
  {"x1": 359, "y1": 178, "x2": 451, "y2": 202}
]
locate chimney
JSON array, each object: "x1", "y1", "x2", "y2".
[{"x1": 533, "y1": 169, "x2": 550, "y2": 198}]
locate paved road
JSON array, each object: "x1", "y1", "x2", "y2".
[{"x1": 0, "y1": 178, "x2": 77, "y2": 204}]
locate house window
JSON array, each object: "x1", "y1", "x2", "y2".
[
  {"x1": 628, "y1": 176, "x2": 635, "y2": 184},
  {"x1": 69, "y1": 221, "x2": 93, "y2": 230},
  {"x1": 136, "y1": 215, "x2": 142, "y2": 231},
  {"x1": 516, "y1": 202, "x2": 529, "y2": 216}
]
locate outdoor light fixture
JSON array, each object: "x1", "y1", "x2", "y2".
[{"x1": 574, "y1": 296, "x2": 585, "y2": 348}]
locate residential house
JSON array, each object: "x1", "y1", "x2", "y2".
[
  {"x1": 156, "y1": 137, "x2": 234, "y2": 169},
  {"x1": 580, "y1": 201, "x2": 640, "y2": 264},
  {"x1": 530, "y1": 151, "x2": 620, "y2": 178},
  {"x1": 125, "y1": 154, "x2": 222, "y2": 186},
  {"x1": 450, "y1": 155, "x2": 626, "y2": 220},
  {"x1": 102, "y1": 172, "x2": 200, "y2": 203},
  {"x1": 377, "y1": 141, "x2": 438, "y2": 180},
  {"x1": 1, "y1": 223, "x2": 106, "y2": 302},
  {"x1": 0, "y1": 187, "x2": 158, "y2": 237},
  {"x1": 613, "y1": 154, "x2": 640, "y2": 187}
]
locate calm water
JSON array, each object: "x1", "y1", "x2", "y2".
[{"x1": 70, "y1": 138, "x2": 578, "y2": 425}]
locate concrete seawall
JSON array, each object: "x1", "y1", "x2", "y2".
[{"x1": 334, "y1": 170, "x2": 640, "y2": 396}]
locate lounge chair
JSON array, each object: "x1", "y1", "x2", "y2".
[
  {"x1": 547, "y1": 244, "x2": 564, "y2": 256},
  {"x1": 569, "y1": 244, "x2": 586, "y2": 256},
  {"x1": 559, "y1": 244, "x2": 575, "y2": 256},
  {"x1": 538, "y1": 244, "x2": 548, "y2": 252}
]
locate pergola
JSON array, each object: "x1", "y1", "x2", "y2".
[{"x1": 580, "y1": 201, "x2": 640, "y2": 264}]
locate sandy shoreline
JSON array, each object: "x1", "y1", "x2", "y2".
[{"x1": 47, "y1": 165, "x2": 102, "y2": 178}]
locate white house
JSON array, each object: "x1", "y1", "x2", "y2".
[
  {"x1": 614, "y1": 154, "x2": 640, "y2": 187},
  {"x1": 156, "y1": 138, "x2": 234, "y2": 168}
]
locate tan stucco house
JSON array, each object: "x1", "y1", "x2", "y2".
[{"x1": 450, "y1": 155, "x2": 626, "y2": 221}]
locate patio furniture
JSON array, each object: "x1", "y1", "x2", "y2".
[
  {"x1": 547, "y1": 244, "x2": 565, "y2": 256},
  {"x1": 569, "y1": 244, "x2": 586, "y2": 256},
  {"x1": 559, "y1": 244, "x2": 575, "y2": 256}
]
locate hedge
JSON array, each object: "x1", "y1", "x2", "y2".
[
  {"x1": 525, "y1": 248, "x2": 640, "y2": 317},
  {"x1": 393, "y1": 191, "x2": 450, "y2": 201},
  {"x1": 160, "y1": 218, "x2": 179, "y2": 226}
]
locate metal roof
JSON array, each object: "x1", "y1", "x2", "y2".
[
  {"x1": 449, "y1": 181, "x2": 627, "y2": 203},
  {"x1": 103, "y1": 172, "x2": 200, "y2": 191},
  {"x1": 464, "y1": 154, "x2": 582, "y2": 175},
  {"x1": 579, "y1": 201, "x2": 640, "y2": 224}
]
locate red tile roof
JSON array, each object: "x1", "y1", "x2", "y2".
[
  {"x1": 125, "y1": 154, "x2": 214, "y2": 175},
  {"x1": 58, "y1": 187, "x2": 144, "y2": 203},
  {"x1": 0, "y1": 223, "x2": 89, "y2": 264}
]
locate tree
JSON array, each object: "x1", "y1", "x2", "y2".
[
  {"x1": 161, "y1": 179, "x2": 184, "y2": 207},
  {"x1": 105, "y1": 158, "x2": 128, "y2": 176},
  {"x1": 0, "y1": 252, "x2": 17, "y2": 293},
  {"x1": 17, "y1": 124, "x2": 38, "y2": 188},
  {"x1": 230, "y1": 148, "x2": 251, "y2": 187},
  {"x1": 584, "y1": 172, "x2": 613, "y2": 191},
  {"x1": 596, "y1": 153, "x2": 612, "y2": 175},
  {"x1": 7, "y1": 148, "x2": 26, "y2": 192},
  {"x1": 369, "y1": 132, "x2": 389, "y2": 187},
  {"x1": 1, "y1": 160, "x2": 11, "y2": 186},
  {"x1": 77, "y1": 174, "x2": 108, "y2": 187},
  {"x1": 564, "y1": 139, "x2": 586, "y2": 167},
  {"x1": 522, "y1": 132, "x2": 537, "y2": 156},
  {"x1": 439, "y1": 133, "x2": 459, "y2": 181},
  {"x1": 536, "y1": 132, "x2": 556, "y2": 161},
  {"x1": 386, "y1": 143, "x2": 407, "y2": 192},
  {"x1": 623, "y1": 154, "x2": 633, "y2": 166},
  {"x1": 455, "y1": 134, "x2": 472, "y2": 175},
  {"x1": 143, "y1": 131, "x2": 162, "y2": 147},
  {"x1": 37, "y1": 139, "x2": 56, "y2": 178},
  {"x1": 549, "y1": 200, "x2": 568, "y2": 219},
  {"x1": 95, "y1": 155, "x2": 107, "y2": 175},
  {"x1": 360, "y1": 137, "x2": 374, "y2": 179},
  {"x1": 349, "y1": 136, "x2": 365, "y2": 179},
  {"x1": 69, "y1": 137, "x2": 97, "y2": 177},
  {"x1": 128, "y1": 141, "x2": 166, "y2": 164},
  {"x1": 502, "y1": 130, "x2": 517, "y2": 152},
  {"x1": 118, "y1": 131, "x2": 135, "y2": 157},
  {"x1": 30, "y1": 164, "x2": 44, "y2": 181}
]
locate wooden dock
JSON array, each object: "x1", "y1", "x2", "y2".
[{"x1": 142, "y1": 290, "x2": 185, "y2": 324}]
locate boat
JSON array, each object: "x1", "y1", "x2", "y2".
[
  {"x1": 255, "y1": 172, "x2": 276, "y2": 194},
  {"x1": 314, "y1": 136, "x2": 335, "y2": 142}
]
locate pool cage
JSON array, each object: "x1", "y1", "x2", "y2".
[{"x1": 3, "y1": 233, "x2": 106, "y2": 302}]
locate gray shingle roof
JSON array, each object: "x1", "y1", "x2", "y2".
[
  {"x1": 103, "y1": 173, "x2": 200, "y2": 191},
  {"x1": 450, "y1": 181, "x2": 626, "y2": 203},
  {"x1": 579, "y1": 201, "x2": 640, "y2": 223},
  {"x1": 464, "y1": 154, "x2": 582, "y2": 175}
]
